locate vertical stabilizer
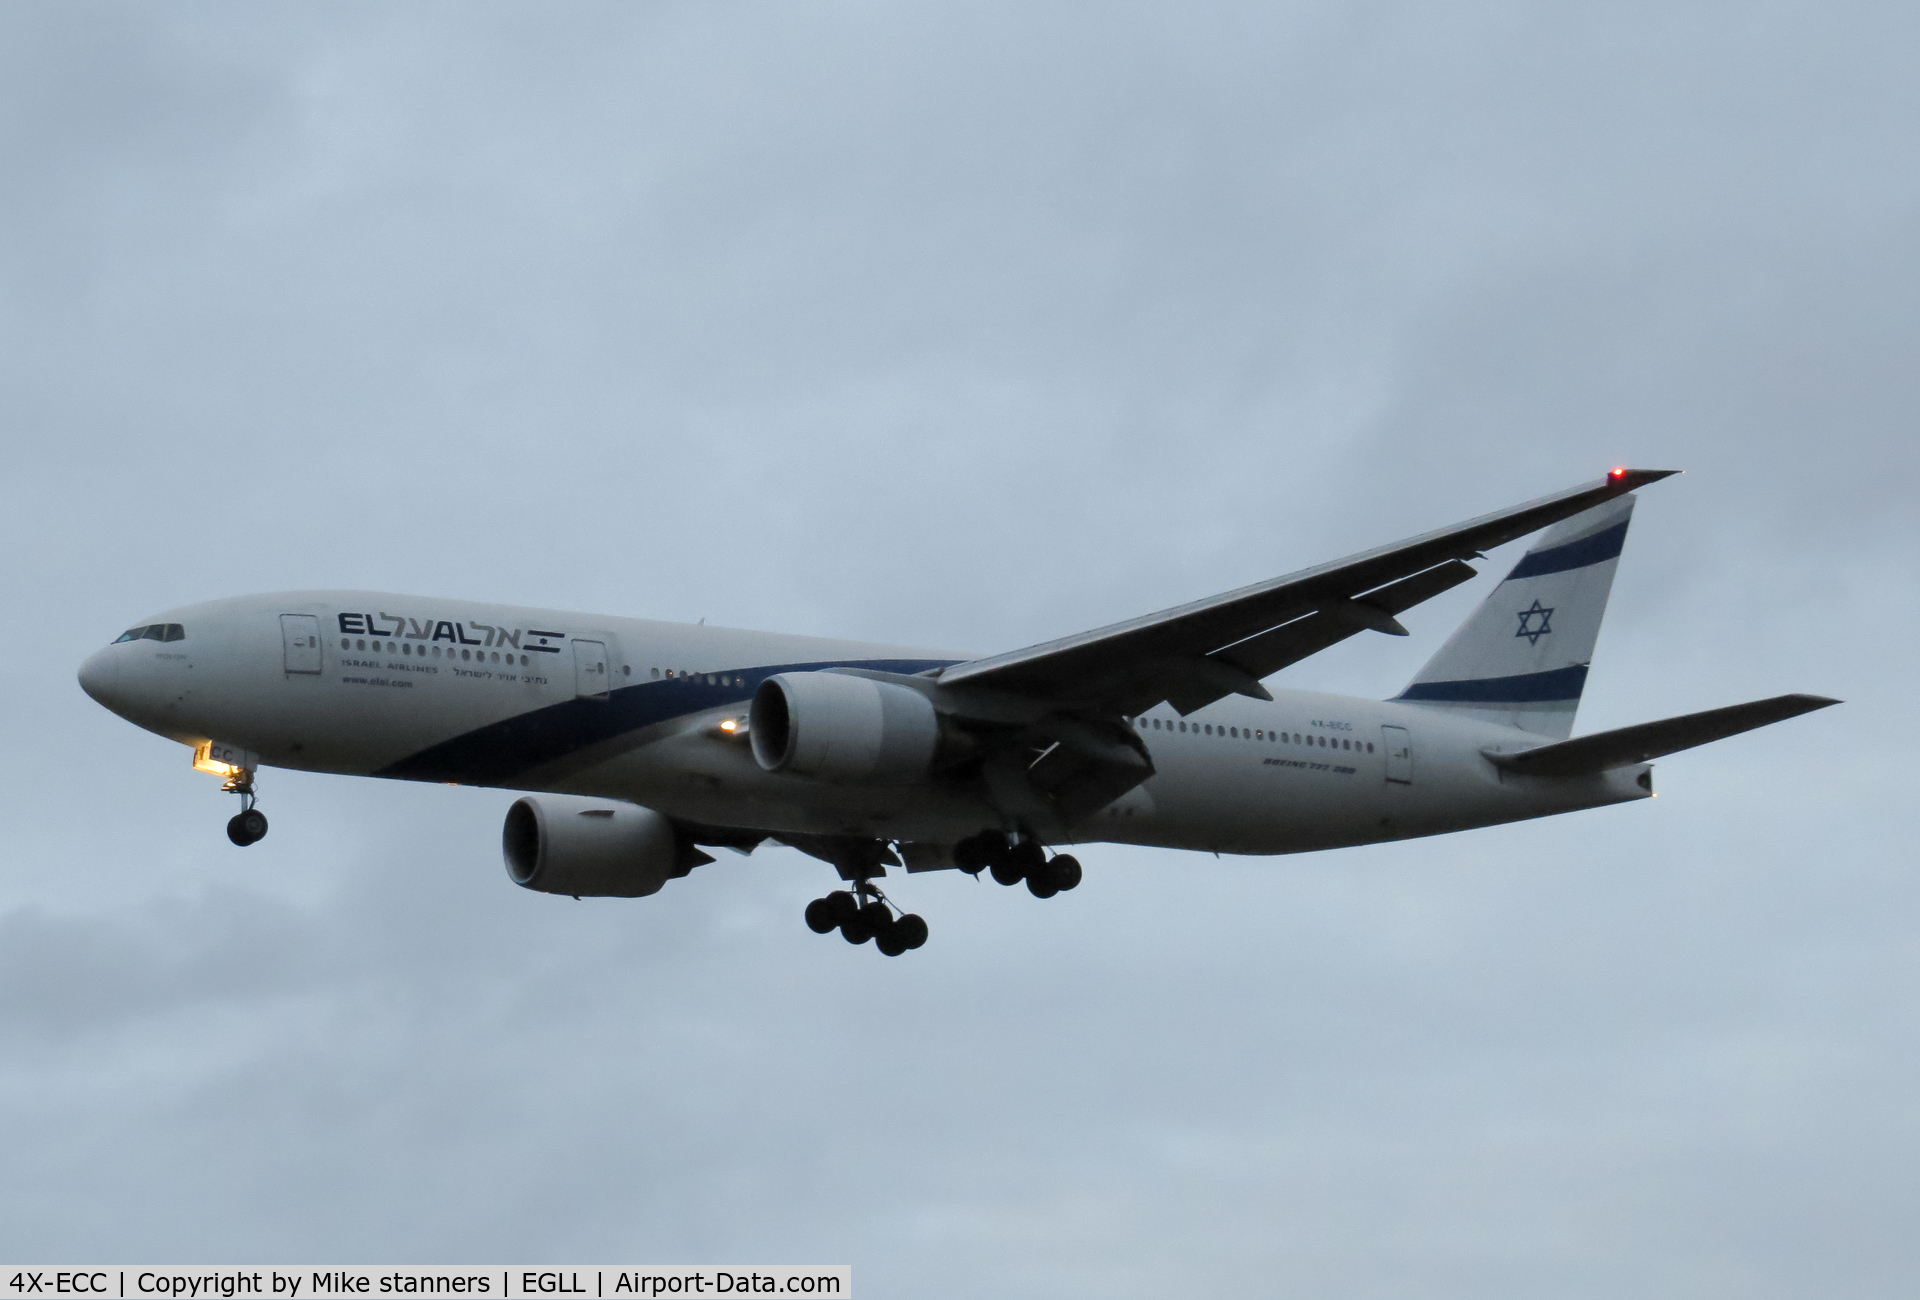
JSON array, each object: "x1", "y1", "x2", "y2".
[{"x1": 1393, "y1": 495, "x2": 1636, "y2": 739}]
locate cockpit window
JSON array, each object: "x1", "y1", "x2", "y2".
[{"x1": 113, "y1": 623, "x2": 185, "y2": 644}]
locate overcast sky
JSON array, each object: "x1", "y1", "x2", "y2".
[{"x1": 3, "y1": 3, "x2": 1915, "y2": 1294}]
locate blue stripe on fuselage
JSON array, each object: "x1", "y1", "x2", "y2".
[
  {"x1": 1395, "y1": 664, "x2": 1589, "y2": 704},
  {"x1": 375, "y1": 658, "x2": 958, "y2": 786},
  {"x1": 1503, "y1": 520, "x2": 1629, "y2": 581}
]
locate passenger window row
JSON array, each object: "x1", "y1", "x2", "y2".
[
  {"x1": 340, "y1": 638, "x2": 531, "y2": 666},
  {"x1": 114, "y1": 623, "x2": 184, "y2": 643},
  {"x1": 328, "y1": 641, "x2": 754, "y2": 685},
  {"x1": 651, "y1": 668, "x2": 748, "y2": 687},
  {"x1": 1135, "y1": 714, "x2": 1374, "y2": 754}
]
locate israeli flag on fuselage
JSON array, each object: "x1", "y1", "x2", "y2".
[{"x1": 1394, "y1": 495, "x2": 1635, "y2": 739}]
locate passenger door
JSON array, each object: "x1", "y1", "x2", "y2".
[
  {"x1": 573, "y1": 639, "x2": 610, "y2": 700},
  {"x1": 1381, "y1": 724, "x2": 1413, "y2": 784},
  {"x1": 281, "y1": 614, "x2": 322, "y2": 674}
]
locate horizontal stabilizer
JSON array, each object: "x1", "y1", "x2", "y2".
[{"x1": 1484, "y1": 693, "x2": 1839, "y2": 778}]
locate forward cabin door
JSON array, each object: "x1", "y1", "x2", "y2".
[
  {"x1": 281, "y1": 614, "x2": 322, "y2": 674},
  {"x1": 572, "y1": 639, "x2": 611, "y2": 700},
  {"x1": 1381, "y1": 724, "x2": 1413, "y2": 784}
]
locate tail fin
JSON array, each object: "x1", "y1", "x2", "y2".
[{"x1": 1393, "y1": 495, "x2": 1636, "y2": 739}]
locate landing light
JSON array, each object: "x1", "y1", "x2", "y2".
[{"x1": 193, "y1": 740, "x2": 256, "y2": 777}]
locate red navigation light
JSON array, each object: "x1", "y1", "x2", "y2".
[{"x1": 1609, "y1": 466, "x2": 1627, "y2": 479}]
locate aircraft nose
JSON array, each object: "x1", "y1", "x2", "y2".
[{"x1": 77, "y1": 647, "x2": 120, "y2": 710}]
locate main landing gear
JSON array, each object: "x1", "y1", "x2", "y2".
[
  {"x1": 803, "y1": 881, "x2": 929, "y2": 957},
  {"x1": 952, "y1": 831, "x2": 1081, "y2": 898},
  {"x1": 796, "y1": 831, "x2": 1079, "y2": 954},
  {"x1": 224, "y1": 771, "x2": 268, "y2": 847}
]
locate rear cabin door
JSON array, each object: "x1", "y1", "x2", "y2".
[
  {"x1": 1381, "y1": 724, "x2": 1413, "y2": 784},
  {"x1": 573, "y1": 639, "x2": 610, "y2": 700},
  {"x1": 281, "y1": 614, "x2": 322, "y2": 674}
]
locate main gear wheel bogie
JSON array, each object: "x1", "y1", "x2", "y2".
[{"x1": 802, "y1": 879, "x2": 929, "y2": 956}]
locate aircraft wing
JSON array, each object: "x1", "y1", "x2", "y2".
[{"x1": 934, "y1": 469, "x2": 1678, "y2": 716}]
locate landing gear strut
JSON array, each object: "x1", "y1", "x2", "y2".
[
  {"x1": 803, "y1": 879, "x2": 928, "y2": 956},
  {"x1": 223, "y1": 770, "x2": 268, "y2": 847},
  {"x1": 954, "y1": 830, "x2": 1081, "y2": 899}
]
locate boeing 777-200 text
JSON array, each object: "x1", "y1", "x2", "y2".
[{"x1": 78, "y1": 470, "x2": 1836, "y2": 955}]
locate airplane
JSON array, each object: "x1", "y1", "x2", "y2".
[{"x1": 76, "y1": 469, "x2": 1836, "y2": 956}]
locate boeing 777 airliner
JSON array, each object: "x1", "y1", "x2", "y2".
[{"x1": 78, "y1": 470, "x2": 1835, "y2": 955}]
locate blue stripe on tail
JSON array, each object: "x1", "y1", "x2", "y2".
[
  {"x1": 1396, "y1": 664, "x2": 1589, "y2": 704},
  {"x1": 1503, "y1": 520, "x2": 1629, "y2": 580}
]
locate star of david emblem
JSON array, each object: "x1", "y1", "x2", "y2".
[{"x1": 1514, "y1": 599, "x2": 1554, "y2": 646}]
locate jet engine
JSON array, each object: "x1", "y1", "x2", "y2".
[
  {"x1": 502, "y1": 793, "x2": 683, "y2": 897},
  {"x1": 749, "y1": 671, "x2": 940, "y2": 783}
]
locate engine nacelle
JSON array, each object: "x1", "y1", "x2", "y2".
[
  {"x1": 502, "y1": 794, "x2": 681, "y2": 897},
  {"x1": 749, "y1": 671, "x2": 939, "y2": 784}
]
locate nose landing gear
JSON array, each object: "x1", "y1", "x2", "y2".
[
  {"x1": 223, "y1": 772, "x2": 268, "y2": 847},
  {"x1": 803, "y1": 880, "x2": 928, "y2": 956}
]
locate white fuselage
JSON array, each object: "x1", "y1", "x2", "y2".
[{"x1": 78, "y1": 591, "x2": 1650, "y2": 856}]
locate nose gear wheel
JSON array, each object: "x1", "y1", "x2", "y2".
[{"x1": 222, "y1": 771, "x2": 268, "y2": 846}]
